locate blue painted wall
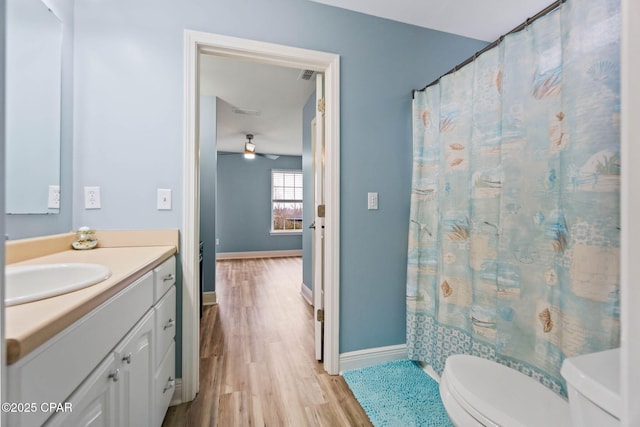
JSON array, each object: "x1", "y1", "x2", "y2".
[
  {"x1": 302, "y1": 91, "x2": 315, "y2": 291},
  {"x1": 216, "y1": 153, "x2": 303, "y2": 253},
  {"x1": 199, "y1": 96, "x2": 216, "y2": 293},
  {"x1": 71, "y1": 0, "x2": 487, "y2": 362},
  {"x1": 5, "y1": 0, "x2": 74, "y2": 240}
]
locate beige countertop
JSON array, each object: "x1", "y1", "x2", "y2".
[{"x1": 5, "y1": 234, "x2": 178, "y2": 365}]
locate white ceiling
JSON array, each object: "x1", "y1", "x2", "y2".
[
  {"x1": 310, "y1": 0, "x2": 555, "y2": 42},
  {"x1": 202, "y1": 0, "x2": 554, "y2": 157},
  {"x1": 200, "y1": 54, "x2": 316, "y2": 156}
]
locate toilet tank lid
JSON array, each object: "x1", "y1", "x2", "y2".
[
  {"x1": 560, "y1": 348, "x2": 621, "y2": 418},
  {"x1": 444, "y1": 354, "x2": 571, "y2": 427}
]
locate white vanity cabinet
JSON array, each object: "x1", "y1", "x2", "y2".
[
  {"x1": 8, "y1": 256, "x2": 177, "y2": 427},
  {"x1": 49, "y1": 311, "x2": 156, "y2": 427}
]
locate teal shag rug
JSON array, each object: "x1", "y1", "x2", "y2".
[{"x1": 342, "y1": 359, "x2": 453, "y2": 427}]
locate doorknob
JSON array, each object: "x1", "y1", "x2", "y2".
[{"x1": 309, "y1": 222, "x2": 316, "y2": 229}]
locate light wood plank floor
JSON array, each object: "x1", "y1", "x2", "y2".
[{"x1": 162, "y1": 257, "x2": 372, "y2": 427}]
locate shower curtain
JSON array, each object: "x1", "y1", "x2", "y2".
[{"x1": 407, "y1": 0, "x2": 620, "y2": 395}]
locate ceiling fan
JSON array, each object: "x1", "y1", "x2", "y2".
[{"x1": 241, "y1": 134, "x2": 280, "y2": 160}]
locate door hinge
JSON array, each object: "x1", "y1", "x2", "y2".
[
  {"x1": 317, "y1": 204, "x2": 325, "y2": 218},
  {"x1": 317, "y1": 97, "x2": 325, "y2": 114},
  {"x1": 317, "y1": 309, "x2": 325, "y2": 322}
]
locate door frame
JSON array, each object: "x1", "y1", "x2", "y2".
[{"x1": 181, "y1": 30, "x2": 341, "y2": 401}]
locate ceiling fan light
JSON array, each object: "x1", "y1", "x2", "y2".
[
  {"x1": 244, "y1": 135, "x2": 256, "y2": 159},
  {"x1": 244, "y1": 142, "x2": 256, "y2": 159}
]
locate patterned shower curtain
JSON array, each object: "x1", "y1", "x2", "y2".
[{"x1": 407, "y1": 0, "x2": 620, "y2": 395}]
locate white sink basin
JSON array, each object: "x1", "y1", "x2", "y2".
[{"x1": 5, "y1": 263, "x2": 111, "y2": 307}]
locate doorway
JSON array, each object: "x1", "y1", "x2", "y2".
[{"x1": 182, "y1": 31, "x2": 340, "y2": 402}]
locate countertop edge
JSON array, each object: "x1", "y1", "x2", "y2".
[{"x1": 6, "y1": 247, "x2": 176, "y2": 365}]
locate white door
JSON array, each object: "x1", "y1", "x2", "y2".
[{"x1": 312, "y1": 73, "x2": 325, "y2": 361}]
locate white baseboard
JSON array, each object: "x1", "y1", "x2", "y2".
[
  {"x1": 300, "y1": 283, "x2": 312, "y2": 305},
  {"x1": 216, "y1": 249, "x2": 302, "y2": 260},
  {"x1": 339, "y1": 344, "x2": 407, "y2": 373},
  {"x1": 418, "y1": 361, "x2": 441, "y2": 382},
  {"x1": 203, "y1": 291, "x2": 217, "y2": 306},
  {"x1": 170, "y1": 378, "x2": 183, "y2": 406}
]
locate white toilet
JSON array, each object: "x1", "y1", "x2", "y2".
[
  {"x1": 439, "y1": 349, "x2": 621, "y2": 427},
  {"x1": 561, "y1": 348, "x2": 621, "y2": 427},
  {"x1": 439, "y1": 355, "x2": 571, "y2": 426}
]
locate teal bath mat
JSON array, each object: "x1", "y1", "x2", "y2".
[{"x1": 342, "y1": 359, "x2": 453, "y2": 427}]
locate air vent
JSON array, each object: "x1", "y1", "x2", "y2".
[
  {"x1": 232, "y1": 107, "x2": 261, "y2": 116},
  {"x1": 298, "y1": 69, "x2": 315, "y2": 81}
]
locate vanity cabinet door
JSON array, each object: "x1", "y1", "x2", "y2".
[
  {"x1": 45, "y1": 353, "x2": 117, "y2": 427},
  {"x1": 114, "y1": 310, "x2": 155, "y2": 427}
]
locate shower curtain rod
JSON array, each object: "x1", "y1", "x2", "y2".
[{"x1": 413, "y1": 0, "x2": 566, "y2": 98}]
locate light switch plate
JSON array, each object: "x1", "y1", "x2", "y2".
[
  {"x1": 368, "y1": 192, "x2": 378, "y2": 210},
  {"x1": 84, "y1": 186, "x2": 101, "y2": 209},
  {"x1": 157, "y1": 189, "x2": 172, "y2": 210}
]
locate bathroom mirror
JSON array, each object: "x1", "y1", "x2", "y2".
[{"x1": 5, "y1": 0, "x2": 63, "y2": 214}]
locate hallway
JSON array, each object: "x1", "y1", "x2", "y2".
[{"x1": 162, "y1": 257, "x2": 371, "y2": 426}]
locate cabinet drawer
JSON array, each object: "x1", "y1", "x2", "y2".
[
  {"x1": 155, "y1": 286, "x2": 176, "y2": 366},
  {"x1": 154, "y1": 256, "x2": 176, "y2": 302},
  {"x1": 153, "y1": 342, "x2": 175, "y2": 427}
]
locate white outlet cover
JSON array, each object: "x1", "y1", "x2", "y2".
[
  {"x1": 84, "y1": 186, "x2": 101, "y2": 209},
  {"x1": 48, "y1": 185, "x2": 60, "y2": 209}
]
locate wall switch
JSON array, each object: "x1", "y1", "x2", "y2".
[
  {"x1": 48, "y1": 185, "x2": 60, "y2": 209},
  {"x1": 84, "y1": 186, "x2": 101, "y2": 209},
  {"x1": 216, "y1": 238, "x2": 220, "y2": 245},
  {"x1": 368, "y1": 192, "x2": 378, "y2": 210},
  {"x1": 157, "y1": 188, "x2": 172, "y2": 210}
]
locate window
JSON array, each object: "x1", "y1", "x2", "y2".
[{"x1": 271, "y1": 170, "x2": 303, "y2": 233}]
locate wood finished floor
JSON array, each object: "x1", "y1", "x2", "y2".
[{"x1": 162, "y1": 257, "x2": 372, "y2": 427}]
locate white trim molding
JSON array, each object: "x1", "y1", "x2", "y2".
[
  {"x1": 269, "y1": 231, "x2": 303, "y2": 236},
  {"x1": 216, "y1": 249, "x2": 302, "y2": 260},
  {"x1": 323, "y1": 52, "x2": 341, "y2": 376},
  {"x1": 621, "y1": 0, "x2": 640, "y2": 425},
  {"x1": 339, "y1": 344, "x2": 407, "y2": 373},
  {"x1": 182, "y1": 30, "x2": 341, "y2": 402},
  {"x1": 202, "y1": 291, "x2": 217, "y2": 306},
  {"x1": 300, "y1": 283, "x2": 312, "y2": 305},
  {"x1": 169, "y1": 378, "x2": 183, "y2": 407},
  {"x1": 181, "y1": 29, "x2": 201, "y2": 403},
  {"x1": 418, "y1": 362, "x2": 441, "y2": 383}
]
